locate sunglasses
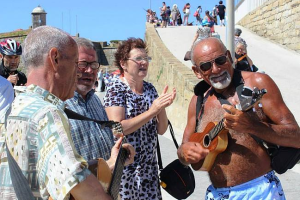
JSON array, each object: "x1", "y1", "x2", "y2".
[{"x1": 198, "y1": 54, "x2": 228, "y2": 72}]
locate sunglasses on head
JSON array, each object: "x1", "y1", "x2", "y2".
[{"x1": 198, "y1": 54, "x2": 228, "y2": 72}]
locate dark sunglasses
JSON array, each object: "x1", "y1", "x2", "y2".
[{"x1": 198, "y1": 54, "x2": 228, "y2": 72}]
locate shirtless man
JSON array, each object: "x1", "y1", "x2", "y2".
[{"x1": 177, "y1": 37, "x2": 300, "y2": 199}]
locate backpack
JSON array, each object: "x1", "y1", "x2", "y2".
[
  {"x1": 194, "y1": 71, "x2": 300, "y2": 174},
  {"x1": 193, "y1": 11, "x2": 198, "y2": 17}
]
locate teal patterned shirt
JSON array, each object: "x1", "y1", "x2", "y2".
[{"x1": 0, "y1": 85, "x2": 91, "y2": 200}]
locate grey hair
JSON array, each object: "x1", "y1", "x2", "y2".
[
  {"x1": 190, "y1": 39, "x2": 202, "y2": 66},
  {"x1": 73, "y1": 37, "x2": 98, "y2": 61},
  {"x1": 22, "y1": 26, "x2": 75, "y2": 68},
  {"x1": 235, "y1": 38, "x2": 247, "y2": 48},
  {"x1": 73, "y1": 37, "x2": 95, "y2": 50}
]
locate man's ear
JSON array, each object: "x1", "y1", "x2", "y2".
[
  {"x1": 192, "y1": 66, "x2": 203, "y2": 79},
  {"x1": 0, "y1": 54, "x2": 3, "y2": 60},
  {"x1": 49, "y1": 48, "x2": 59, "y2": 71},
  {"x1": 227, "y1": 50, "x2": 233, "y2": 64}
]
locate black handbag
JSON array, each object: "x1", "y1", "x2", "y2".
[
  {"x1": 268, "y1": 145, "x2": 300, "y2": 174},
  {"x1": 157, "y1": 121, "x2": 195, "y2": 199}
]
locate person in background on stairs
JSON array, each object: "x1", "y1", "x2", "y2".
[
  {"x1": 217, "y1": 1, "x2": 226, "y2": 26},
  {"x1": 182, "y1": 3, "x2": 191, "y2": 26}
]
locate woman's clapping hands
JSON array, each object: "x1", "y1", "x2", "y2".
[{"x1": 150, "y1": 85, "x2": 176, "y2": 115}]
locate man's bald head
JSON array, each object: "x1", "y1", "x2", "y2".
[
  {"x1": 191, "y1": 37, "x2": 234, "y2": 91},
  {"x1": 191, "y1": 37, "x2": 227, "y2": 67},
  {"x1": 23, "y1": 26, "x2": 76, "y2": 70}
]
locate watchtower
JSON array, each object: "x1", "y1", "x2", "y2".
[{"x1": 32, "y1": 5, "x2": 47, "y2": 29}]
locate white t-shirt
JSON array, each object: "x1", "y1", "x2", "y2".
[
  {"x1": 0, "y1": 76, "x2": 14, "y2": 123},
  {"x1": 185, "y1": 8, "x2": 190, "y2": 14}
]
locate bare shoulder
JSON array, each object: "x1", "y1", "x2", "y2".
[
  {"x1": 182, "y1": 95, "x2": 198, "y2": 142},
  {"x1": 187, "y1": 95, "x2": 198, "y2": 118},
  {"x1": 190, "y1": 95, "x2": 198, "y2": 107},
  {"x1": 241, "y1": 71, "x2": 277, "y2": 91}
]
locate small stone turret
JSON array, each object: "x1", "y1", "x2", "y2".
[{"x1": 32, "y1": 5, "x2": 47, "y2": 29}]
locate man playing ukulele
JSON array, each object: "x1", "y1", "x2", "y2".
[{"x1": 177, "y1": 38, "x2": 300, "y2": 199}]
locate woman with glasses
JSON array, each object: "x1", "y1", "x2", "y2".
[
  {"x1": 104, "y1": 38, "x2": 176, "y2": 200},
  {"x1": 235, "y1": 40, "x2": 259, "y2": 72}
]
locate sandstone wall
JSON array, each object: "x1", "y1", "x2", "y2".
[
  {"x1": 92, "y1": 42, "x2": 118, "y2": 72},
  {"x1": 145, "y1": 23, "x2": 199, "y2": 130},
  {"x1": 238, "y1": 0, "x2": 300, "y2": 53}
]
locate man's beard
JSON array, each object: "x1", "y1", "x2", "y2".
[
  {"x1": 5, "y1": 63, "x2": 19, "y2": 72},
  {"x1": 209, "y1": 70, "x2": 231, "y2": 90}
]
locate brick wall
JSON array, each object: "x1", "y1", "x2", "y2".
[{"x1": 238, "y1": 0, "x2": 300, "y2": 53}]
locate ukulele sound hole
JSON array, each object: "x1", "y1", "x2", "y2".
[{"x1": 203, "y1": 134, "x2": 211, "y2": 147}]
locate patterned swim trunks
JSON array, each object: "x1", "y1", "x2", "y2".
[{"x1": 206, "y1": 171, "x2": 285, "y2": 200}]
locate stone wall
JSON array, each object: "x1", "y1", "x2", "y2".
[
  {"x1": 92, "y1": 42, "x2": 118, "y2": 72},
  {"x1": 238, "y1": 0, "x2": 300, "y2": 53},
  {"x1": 145, "y1": 23, "x2": 199, "y2": 130}
]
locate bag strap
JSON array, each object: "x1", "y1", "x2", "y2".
[
  {"x1": 237, "y1": 54, "x2": 247, "y2": 62},
  {"x1": 64, "y1": 108, "x2": 117, "y2": 128},
  {"x1": 157, "y1": 136, "x2": 163, "y2": 170},
  {"x1": 6, "y1": 143, "x2": 35, "y2": 200},
  {"x1": 194, "y1": 80, "x2": 211, "y2": 132},
  {"x1": 157, "y1": 120, "x2": 179, "y2": 170},
  {"x1": 195, "y1": 95, "x2": 203, "y2": 133}
]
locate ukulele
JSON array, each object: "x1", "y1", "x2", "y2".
[
  {"x1": 189, "y1": 87, "x2": 267, "y2": 171},
  {"x1": 88, "y1": 122, "x2": 128, "y2": 200}
]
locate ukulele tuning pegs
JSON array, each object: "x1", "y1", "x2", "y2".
[
  {"x1": 240, "y1": 87, "x2": 267, "y2": 111},
  {"x1": 241, "y1": 86, "x2": 253, "y2": 97}
]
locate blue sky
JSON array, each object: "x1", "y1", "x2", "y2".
[{"x1": 1, "y1": 0, "x2": 226, "y2": 43}]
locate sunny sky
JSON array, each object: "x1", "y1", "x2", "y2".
[{"x1": 1, "y1": 0, "x2": 227, "y2": 43}]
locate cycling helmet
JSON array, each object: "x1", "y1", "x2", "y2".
[{"x1": 0, "y1": 39, "x2": 22, "y2": 56}]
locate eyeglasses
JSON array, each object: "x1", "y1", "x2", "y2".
[
  {"x1": 198, "y1": 54, "x2": 227, "y2": 72},
  {"x1": 77, "y1": 61, "x2": 100, "y2": 70},
  {"x1": 127, "y1": 56, "x2": 152, "y2": 63}
]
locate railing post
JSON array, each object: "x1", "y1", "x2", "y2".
[{"x1": 226, "y1": 0, "x2": 235, "y2": 62}]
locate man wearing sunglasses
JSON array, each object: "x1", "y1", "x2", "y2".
[{"x1": 178, "y1": 37, "x2": 300, "y2": 199}]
